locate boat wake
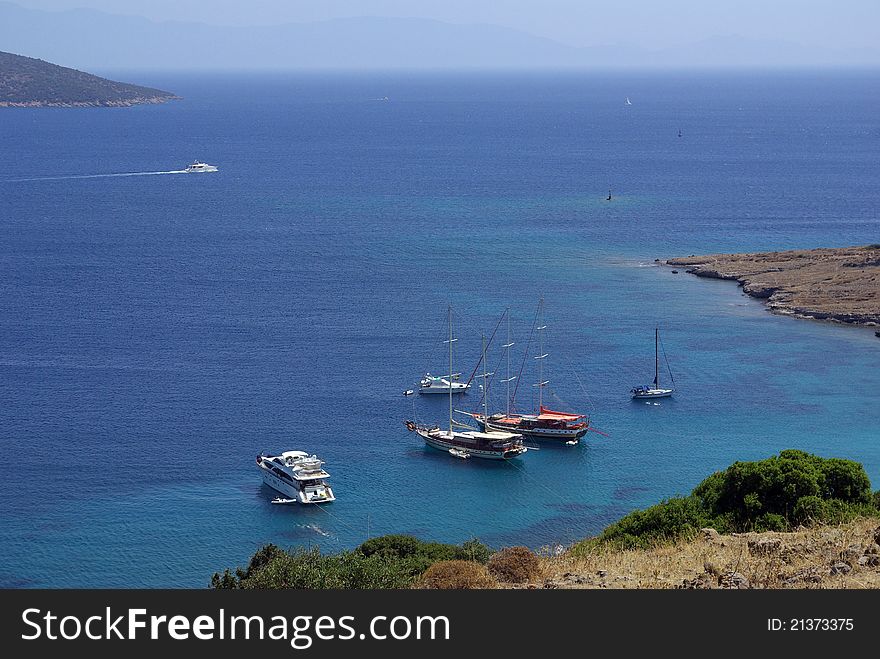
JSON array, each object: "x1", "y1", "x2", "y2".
[
  {"x1": 4, "y1": 170, "x2": 188, "y2": 182},
  {"x1": 303, "y1": 524, "x2": 333, "y2": 538}
]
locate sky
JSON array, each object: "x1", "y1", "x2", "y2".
[{"x1": 11, "y1": 0, "x2": 880, "y2": 51}]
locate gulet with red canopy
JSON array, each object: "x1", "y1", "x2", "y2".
[{"x1": 460, "y1": 299, "x2": 596, "y2": 444}]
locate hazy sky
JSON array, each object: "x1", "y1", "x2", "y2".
[{"x1": 12, "y1": 0, "x2": 880, "y2": 50}]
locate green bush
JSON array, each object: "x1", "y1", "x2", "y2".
[
  {"x1": 573, "y1": 450, "x2": 878, "y2": 553},
  {"x1": 212, "y1": 535, "x2": 492, "y2": 590},
  {"x1": 692, "y1": 449, "x2": 872, "y2": 531},
  {"x1": 212, "y1": 546, "x2": 415, "y2": 589},
  {"x1": 578, "y1": 495, "x2": 712, "y2": 551}
]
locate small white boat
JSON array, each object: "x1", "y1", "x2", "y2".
[
  {"x1": 625, "y1": 97, "x2": 632, "y2": 106},
  {"x1": 184, "y1": 161, "x2": 218, "y2": 173},
  {"x1": 403, "y1": 389, "x2": 414, "y2": 396},
  {"x1": 565, "y1": 440, "x2": 578, "y2": 446},
  {"x1": 448, "y1": 448, "x2": 471, "y2": 459},
  {"x1": 271, "y1": 497, "x2": 298, "y2": 505}
]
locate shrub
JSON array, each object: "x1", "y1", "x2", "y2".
[
  {"x1": 213, "y1": 536, "x2": 493, "y2": 590},
  {"x1": 792, "y1": 495, "x2": 828, "y2": 526},
  {"x1": 487, "y1": 546, "x2": 541, "y2": 583},
  {"x1": 415, "y1": 560, "x2": 497, "y2": 589},
  {"x1": 692, "y1": 449, "x2": 873, "y2": 532},
  {"x1": 211, "y1": 546, "x2": 415, "y2": 589},
  {"x1": 589, "y1": 495, "x2": 712, "y2": 550},
  {"x1": 574, "y1": 451, "x2": 878, "y2": 552},
  {"x1": 357, "y1": 534, "x2": 490, "y2": 564}
]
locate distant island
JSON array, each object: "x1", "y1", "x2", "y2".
[
  {"x1": 667, "y1": 245, "x2": 880, "y2": 327},
  {"x1": 0, "y1": 50, "x2": 177, "y2": 107}
]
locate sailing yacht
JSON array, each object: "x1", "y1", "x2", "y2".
[
  {"x1": 463, "y1": 301, "x2": 590, "y2": 443},
  {"x1": 631, "y1": 327, "x2": 675, "y2": 399},
  {"x1": 405, "y1": 307, "x2": 528, "y2": 460}
]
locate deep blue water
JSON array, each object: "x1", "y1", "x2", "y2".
[{"x1": 1, "y1": 71, "x2": 878, "y2": 587}]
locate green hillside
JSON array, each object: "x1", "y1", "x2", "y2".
[{"x1": 0, "y1": 50, "x2": 177, "y2": 107}]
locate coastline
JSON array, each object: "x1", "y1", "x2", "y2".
[
  {"x1": 667, "y1": 245, "x2": 880, "y2": 327},
  {"x1": 0, "y1": 95, "x2": 179, "y2": 108}
]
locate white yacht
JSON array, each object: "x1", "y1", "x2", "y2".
[
  {"x1": 419, "y1": 373, "x2": 471, "y2": 395},
  {"x1": 255, "y1": 450, "x2": 335, "y2": 504},
  {"x1": 184, "y1": 161, "x2": 218, "y2": 173}
]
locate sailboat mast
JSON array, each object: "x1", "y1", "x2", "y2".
[
  {"x1": 482, "y1": 334, "x2": 488, "y2": 422},
  {"x1": 655, "y1": 326, "x2": 660, "y2": 387},
  {"x1": 506, "y1": 310, "x2": 511, "y2": 418},
  {"x1": 448, "y1": 306, "x2": 453, "y2": 435},
  {"x1": 538, "y1": 303, "x2": 544, "y2": 410},
  {"x1": 534, "y1": 297, "x2": 548, "y2": 413}
]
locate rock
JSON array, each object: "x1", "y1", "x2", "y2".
[
  {"x1": 829, "y1": 562, "x2": 852, "y2": 576},
  {"x1": 679, "y1": 573, "x2": 716, "y2": 589},
  {"x1": 840, "y1": 545, "x2": 862, "y2": 563},
  {"x1": 782, "y1": 568, "x2": 822, "y2": 586},
  {"x1": 718, "y1": 571, "x2": 750, "y2": 589},
  {"x1": 700, "y1": 528, "x2": 719, "y2": 542},
  {"x1": 873, "y1": 526, "x2": 880, "y2": 547},
  {"x1": 543, "y1": 581, "x2": 558, "y2": 589},
  {"x1": 858, "y1": 554, "x2": 880, "y2": 568},
  {"x1": 597, "y1": 570, "x2": 607, "y2": 578},
  {"x1": 703, "y1": 561, "x2": 720, "y2": 576},
  {"x1": 748, "y1": 537, "x2": 783, "y2": 556}
]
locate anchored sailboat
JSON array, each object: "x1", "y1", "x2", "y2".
[
  {"x1": 462, "y1": 301, "x2": 591, "y2": 443},
  {"x1": 631, "y1": 327, "x2": 675, "y2": 399},
  {"x1": 405, "y1": 307, "x2": 528, "y2": 460}
]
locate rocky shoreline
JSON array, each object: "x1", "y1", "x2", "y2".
[
  {"x1": 0, "y1": 95, "x2": 178, "y2": 108},
  {"x1": 667, "y1": 245, "x2": 880, "y2": 327}
]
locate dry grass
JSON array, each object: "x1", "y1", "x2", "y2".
[
  {"x1": 415, "y1": 560, "x2": 498, "y2": 590},
  {"x1": 510, "y1": 517, "x2": 880, "y2": 589},
  {"x1": 488, "y1": 546, "x2": 543, "y2": 584}
]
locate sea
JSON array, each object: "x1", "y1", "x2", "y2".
[{"x1": 1, "y1": 70, "x2": 878, "y2": 587}]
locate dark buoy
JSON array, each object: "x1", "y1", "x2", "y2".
[
  {"x1": 671, "y1": 270, "x2": 679, "y2": 274},
  {"x1": 606, "y1": 188, "x2": 612, "y2": 201}
]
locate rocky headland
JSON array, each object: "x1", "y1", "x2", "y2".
[
  {"x1": 667, "y1": 245, "x2": 880, "y2": 327},
  {"x1": 0, "y1": 50, "x2": 178, "y2": 108}
]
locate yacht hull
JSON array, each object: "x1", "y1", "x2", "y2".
[
  {"x1": 417, "y1": 428, "x2": 525, "y2": 460},
  {"x1": 632, "y1": 389, "x2": 674, "y2": 399},
  {"x1": 256, "y1": 459, "x2": 335, "y2": 503},
  {"x1": 480, "y1": 419, "x2": 587, "y2": 442}
]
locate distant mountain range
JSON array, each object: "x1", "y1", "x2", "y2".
[
  {"x1": 0, "y1": 1, "x2": 877, "y2": 71},
  {"x1": 0, "y1": 50, "x2": 177, "y2": 107}
]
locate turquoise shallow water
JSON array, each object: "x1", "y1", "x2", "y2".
[{"x1": 0, "y1": 71, "x2": 878, "y2": 587}]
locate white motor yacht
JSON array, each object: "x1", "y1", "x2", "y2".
[
  {"x1": 256, "y1": 450, "x2": 335, "y2": 504},
  {"x1": 419, "y1": 373, "x2": 470, "y2": 395},
  {"x1": 184, "y1": 161, "x2": 218, "y2": 173}
]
